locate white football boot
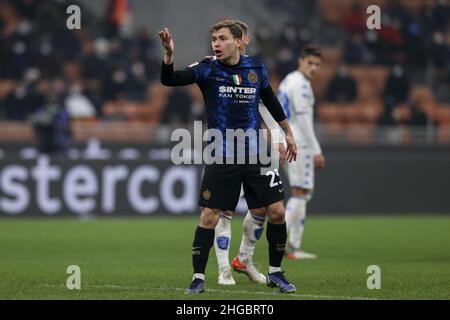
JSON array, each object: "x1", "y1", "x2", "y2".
[
  {"x1": 232, "y1": 256, "x2": 267, "y2": 284},
  {"x1": 218, "y1": 267, "x2": 236, "y2": 285}
]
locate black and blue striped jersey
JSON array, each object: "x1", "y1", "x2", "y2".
[{"x1": 161, "y1": 55, "x2": 286, "y2": 158}]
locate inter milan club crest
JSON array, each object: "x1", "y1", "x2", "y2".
[
  {"x1": 203, "y1": 189, "x2": 211, "y2": 200},
  {"x1": 248, "y1": 71, "x2": 258, "y2": 83},
  {"x1": 232, "y1": 74, "x2": 243, "y2": 85}
]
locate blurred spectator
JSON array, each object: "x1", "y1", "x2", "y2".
[
  {"x1": 104, "y1": 67, "x2": 129, "y2": 100},
  {"x1": 187, "y1": 86, "x2": 207, "y2": 123},
  {"x1": 0, "y1": 0, "x2": 448, "y2": 132},
  {"x1": 65, "y1": 84, "x2": 97, "y2": 119},
  {"x1": 81, "y1": 37, "x2": 111, "y2": 83},
  {"x1": 379, "y1": 65, "x2": 427, "y2": 126},
  {"x1": 31, "y1": 83, "x2": 71, "y2": 155},
  {"x1": 0, "y1": 1, "x2": 34, "y2": 79},
  {"x1": 376, "y1": 14, "x2": 404, "y2": 64},
  {"x1": 398, "y1": 9, "x2": 427, "y2": 67},
  {"x1": 158, "y1": 85, "x2": 206, "y2": 125},
  {"x1": 432, "y1": 0, "x2": 450, "y2": 32},
  {"x1": 430, "y1": 32, "x2": 450, "y2": 72},
  {"x1": 106, "y1": 0, "x2": 133, "y2": 38},
  {"x1": 1, "y1": 83, "x2": 34, "y2": 120},
  {"x1": 275, "y1": 47, "x2": 297, "y2": 80},
  {"x1": 342, "y1": 3, "x2": 366, "y2": 34},
  {"x1": 325, "y1": 66, "x2": 357, "y2": 103},
  {"x1": 363, "y1": 30, "x2": 383, "y2": 64},
  {"x1": 161, "y1": 88, "x2": 193, "y2": 124},
  {"x1": 279, "y1": 24, "x2": 305, "y2": 52},
  {"x1": 385, "y1": 0, "x2": 410, "y2": 26},
  {"x1": 255, "y1": 25, "x2": 277, "y2": 58},
  {"x1": 379, "y1": 102, "x2": 428, "y2": 127},
  {"x1": 83, "y1": 79, "x2": 105, "y2": 117},
  {"x1": 344, "y1": 33, "x2": 369, "y2": 64},
  {"x1": 384, "y1": 65, "x2": 411, "y2": 106}
]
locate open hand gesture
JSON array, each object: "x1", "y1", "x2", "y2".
[
  {"x1": 285, "y1": 132, "x2": 297, "y2": 163},
  {"x1": 158, "y1": 27, "x2": 174, "y2": 55}
]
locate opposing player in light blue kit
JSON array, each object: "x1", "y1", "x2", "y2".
[{"x1": 278, "y1": 45, "x2": 325, "y2": 260}]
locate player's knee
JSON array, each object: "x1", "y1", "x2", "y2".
[
  {"x1": 200, "y1": 207, "x2": 220, "y2": 228},
  {"x1": 250, "y1": 207, "x2": 265, "y2": 217},
  {"x1": 223, "y1": 210, "x2": 233, "y2": 218},
  {"x1": 266, "y1": 203, "x2": 285, "y2": 224}
]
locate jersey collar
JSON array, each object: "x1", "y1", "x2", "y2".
[{"x1": 217, "y1": 55, "x2": 242, "y2": 68}]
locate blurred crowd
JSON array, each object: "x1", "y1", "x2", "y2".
[
  {"x1": 0, "y1": 0, "x2": 449, "y2": 145},
  {"x1": 0, "y1": 0, "x2": 163, "y2": 121},
  {"x1": 257, "y1": 0, "x2": 449, "y2": 134}
]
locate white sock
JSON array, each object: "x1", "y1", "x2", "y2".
[
  {"x1": 214, "y1": 213, "x2": 232, "y2": 271},
  {"x1": 269, "y1": 266, "x2": 281, "y2": 274},
  {"x1": 238, "y1": 211, "x2": 265, "y2": 264},
  {"x1": 285, "y1": 196, "x2": 307, "y2": 250},
  {"x1": 193, "y1": 273, "x2": 205, "y2": 281}
]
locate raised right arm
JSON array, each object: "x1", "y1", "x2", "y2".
[
  {"x1": 158, "y1": 27, "x2": 196, "y2": 86},
  {"x1": 160, "y1": 62, "x2": 196, "y2": 86}
]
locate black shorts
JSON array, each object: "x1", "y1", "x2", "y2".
[{"x1": 198, "y1": 163, "x2": 285, "y2": 211}]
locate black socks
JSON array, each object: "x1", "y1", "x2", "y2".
[
  {"x1": 192, "y1": 226, "x2": 215, "y2": 274},
  {"x1": 192, "y1": 222, "x2": 286, "y2": 274},
  {"x1": 266, "y1": 222, "x2": 287, "y2": 268}
]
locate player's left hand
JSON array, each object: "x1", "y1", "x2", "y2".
[
  {"x1": 285, "y1": 133, "x2": 297, "y2": 163},
  {"x1": 277, "y1": 142, "x2": 287, "y2": 165}
]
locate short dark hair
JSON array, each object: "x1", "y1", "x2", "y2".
[
  {"x1": 210, "y1": 20, "x2": 243, "y2": 39},
  {"x1": 300, "y1": 44, "x2": 322, "y2": 59},
  {"x1": 233, "y1": 20, "x2": 249, "y2": 36}
]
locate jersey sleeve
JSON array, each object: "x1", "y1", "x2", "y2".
[
  {"x1": 259, "y1": 59, "x2": 270, "y2": 89},
  {"x1": 260, "y1": 84, "x2": 287, "y2": 123},
  {"x1": 160, "y1": 58, "x2": 211, "y2": 87},
  {"x1": 160, "y1": 62, "x2": 196, "y2": 86},
  {"x1": 289, "y1": 81, "x2": 322, "y2": 155},
  {"x1": 259, "y1": 103, "x2": 284, "y2": 143},
  {"x1": 186, "y1": 58, "x2": 212, "y2": 83}
]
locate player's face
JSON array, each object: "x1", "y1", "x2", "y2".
[
  {"x1": 211, "y1": 28, "x2": 242, "y2": 61},
  {"x1": 299, "y1": 55, "x2": 322, "y2": 79}
]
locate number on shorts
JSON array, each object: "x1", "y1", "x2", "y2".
[{"x1": 266, "y1": 170, "x2": 281, "y2": 188}]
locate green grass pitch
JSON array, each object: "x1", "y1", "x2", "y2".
[{"x1": 0, "y1": 215, "x2": 449, "y2": 300}]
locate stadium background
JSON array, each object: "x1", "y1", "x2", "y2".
[{"x1": 0, "y1": 0, "x2": 449, "y2": 300}]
